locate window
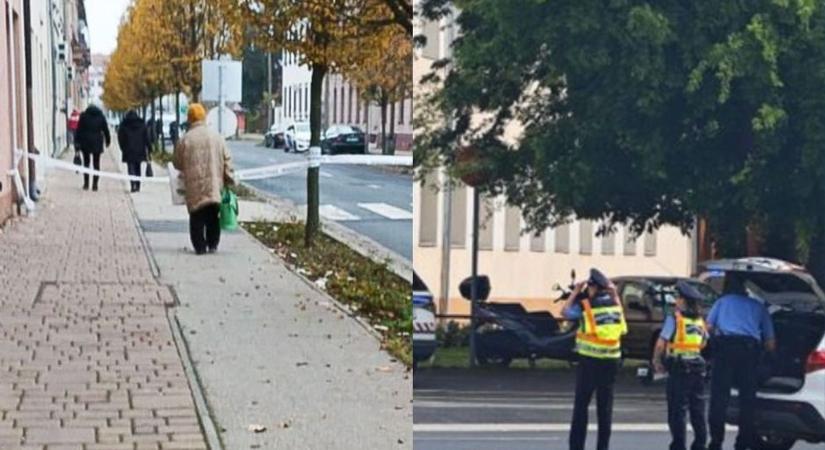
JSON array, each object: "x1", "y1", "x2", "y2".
[
  {"x1": 644, "y1": 230, "x2": 657, "y2": 256},
  {"x1": 579, "y1": 220, "x2": 593, "y2": 255},
  {"x1": 421, "y1": 19, "x2": 441, "y2": 60},
  {"x1": 478, "y1": 196, "x2": 494, "y2": 251},
  {"x1": 304, "y1": 84, "x2": 308, "y2": 117},
  {"x1": 348, "y1": 86, "x2": 353, "y2": 123},
  {"x1": 332, "y1": 87, "x2": 337, "y2": 124},
  {"x1": 399, "y1": 99, "x2": 405, "y2": 125},
  {"x1": 355, "y1": 89, "x2": 360, "y2": 123},
  {"x1": 601, "y1": 227, "x2": 615, "y2": 255},
  {"x1": 555, "y1": 223, "x2": 570, "y2": 253},
  {"x1": 418, "y1": 173, "x2": 439, "y2": 247},
  {"x1": 504, "y1": 207, "x2": 521, "y2": 251},
  {"x1": 450, "y1": 185, "x2": 467, "y2": 248},
  {"x1": 530, "y1": 231, "x2": 546, "y2": 252},
  {"x1": 624, "y1": 227, "x2": 637, "y2": 256}
]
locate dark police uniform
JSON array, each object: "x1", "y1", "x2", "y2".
[
  {"x1": 706, "y1": 279, "x2": 775, "y2": 450},
  {"x1": 660, "y1": 281, "x2": 708, "y2": 450},
  {"x1": 563, "y1": 269, "x2": 627, "y2": 450}
]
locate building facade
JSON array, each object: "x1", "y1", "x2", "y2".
[
  {"x1": 0, "y1": 0, "x2": 89, "y2": 225},
  {"x1": 280, "y1": 50, "x2": 413, "y2": 152},
  {"x1": 413, "y1": 5, "x2": 696, "y2": 317}
]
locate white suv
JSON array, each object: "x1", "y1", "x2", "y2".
[{"x1": 697, "y1": 257, "x2": 825, "y2": 450}]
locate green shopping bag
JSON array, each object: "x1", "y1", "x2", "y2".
[{"x1": 219, "y1": 188, "x2": 239, "y2": 230}]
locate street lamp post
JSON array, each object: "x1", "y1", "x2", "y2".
[{"x1": 469, "y1": 186, "x2": 481, "y2": 367}]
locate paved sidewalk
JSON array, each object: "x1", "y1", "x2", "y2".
[
  {"x1": 0, "y1": 155, "x2": 207, "y2": 449},
  {"x1": 129, "y1": 162, "x2": 412, "y2": 449}
]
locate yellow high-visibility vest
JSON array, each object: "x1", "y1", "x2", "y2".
[
  {"x1": 667, "y1": 311, "x2": 706, "y2": 359},
  {"x1": 576, "y1": 299, "x2": 627, "y2": 359}
]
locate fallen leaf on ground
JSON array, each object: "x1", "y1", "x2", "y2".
[
  {"x1": 376, "y1": 366, "x2": 392, "y2": 373},
  {"x1": 247, "y1": 424, "x2": 266, "y2": 433}
]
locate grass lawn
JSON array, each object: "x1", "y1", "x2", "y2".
[{"x1": 242, "y1": 221, "x2": 411, "y2": 367}]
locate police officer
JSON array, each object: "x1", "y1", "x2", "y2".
[
  {"x1": 652, "y1": 281, "x2": 709, "y2": 450},
  {"x1": 706, "y1": 272, "x2": 776, "y2": 450},
  {"x1": 562, "y1": 268, "x2": 627, "y2": 450}
]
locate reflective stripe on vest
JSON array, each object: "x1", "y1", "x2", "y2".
[
  {"x1": 667, "y1": 311, "x2": 705, "y2": 358},
  {"x1": 576, "y1": 299, "x2": 626, "y2": 359}
]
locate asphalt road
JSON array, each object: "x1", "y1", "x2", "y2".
[
  {"x1": 227, "y1": 140, "x2": 412, "y2": 260},
  {"x1": 413, "y1": 369, "x2": 822, "y2": 450}
]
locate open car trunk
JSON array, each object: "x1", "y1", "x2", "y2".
[
  {"x1": 759, "y1": 310, "x2": 825, "y2": 393},
  {"x1": 699, "y1": 259, "x2": 825, "y2": 394}
]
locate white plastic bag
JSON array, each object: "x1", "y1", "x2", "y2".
[{"x1": 167, "y1": 162, "x2": 186, "y2": 205}]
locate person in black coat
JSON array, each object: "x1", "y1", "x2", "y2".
[
  {"x1": 74, "y1": 105, "x2": 111, "y2": 191},
  {"x1": 117, "y1": 110, "x2": 151, "y2": 193}
]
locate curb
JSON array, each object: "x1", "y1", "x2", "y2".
[
  {"x1": 110, "y1": 148, "x2": 224, "y2": 450},
  {"x1": 239, "y1": 180, "x2": 412, "y2": 281}
]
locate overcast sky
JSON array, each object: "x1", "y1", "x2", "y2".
[{"x1": 86, "y1": 0, "x2": 130, "y2": 55}]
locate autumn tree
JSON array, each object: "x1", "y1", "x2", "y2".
[
  {"x1": 231, "y1": 0, "x2": 407, "y2": 246},
  {"x1": 345, "y1": 26, "x2": 412, "y2": 155}
]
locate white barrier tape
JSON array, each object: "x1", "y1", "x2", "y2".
[
  {"x1": 236, "y1": 161, "x2": 310, "y2": 180},
  {"x1": 27, "y1": 153, "x2": 169, "y2": 183},
  {"x1": 322, "y1": 154, "x2": 412, "y2": 166},
  {"x1": 24, "y1": 150, "x2": 411, "y2": 185},
  {"x1": 12, "y1": 150, "x2": 35, "y2": 211}
]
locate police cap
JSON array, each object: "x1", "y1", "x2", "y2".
[
  {"x1": 676, "y1": 280, "x2": 705, "y2": 303},
  {"x1": 588, "y1": 268, "x2": 610, "y2": 289}
]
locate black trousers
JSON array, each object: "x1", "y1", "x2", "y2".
[
  {"x1": 126, "y1": 162, "x2": 141, "y2": 192},
  {"x1": 82, "y1": 151, "x2": 101, "y2": 189},
  {"x1": 708, "y1": 336, "x2": 760, "y2": 450},
  {"x1": 189, "y1": 204, "x2": 220, "y2": 254},
  {"x1": 569, "y1": 356, "x2": 619, "y2": 450},
  {"x1": 667, "y1": 360, "x2": 708, "y2": 450}
]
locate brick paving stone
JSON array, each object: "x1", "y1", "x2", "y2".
[{"x1": 0, "y1": 154, "x2": 207, "y2": 449}]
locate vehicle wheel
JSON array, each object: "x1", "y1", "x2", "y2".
[{"x1": 752, "y1": 434, "x2": 796, "y2": 450}]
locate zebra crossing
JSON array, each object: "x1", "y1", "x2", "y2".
[{"x1": 307, "y1": 202, "x2": 413, "y2": 222}]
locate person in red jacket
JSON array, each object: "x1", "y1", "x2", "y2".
[{"x1": 67, "y1": 109, "x2": 80, "y2": 146}]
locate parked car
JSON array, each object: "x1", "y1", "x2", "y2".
[
  {"x1": 413, "y1": 272, "x2": 437, "y2": 369},
  {"x1": 613, "y1": 276, "x2": 718, "y2": 361},
  {"x1": 696, "y1": 257, "x2": 825, "y2": 450},
  {"x1": 321, "y1": 125, "x2": 366, "y2": 155},
  {"x1": 264, "y1": 123, "x2": 285, "y2": 148}
]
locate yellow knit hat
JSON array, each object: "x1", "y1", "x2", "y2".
[{"x1": 187, "y1": 103, "x2": 206, "y2": 123}]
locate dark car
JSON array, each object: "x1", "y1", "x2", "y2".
[
  {"x1": 612, "y1": 276, "x2": 718, "y2": 361},
  {"x1": 321, "y1": 125, "x2": 365, "y2": 155}
]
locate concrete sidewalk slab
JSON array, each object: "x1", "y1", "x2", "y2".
[
  {"x1": 129, "y1": 164, "x2": 412, "y2": 449},
  {"x1": 0, "y1": 153, "x2": 208, "y2": 450}
]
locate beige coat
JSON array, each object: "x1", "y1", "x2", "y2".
[{"x1": 173, "y1": 122, "x2": 236, "y2": 213}]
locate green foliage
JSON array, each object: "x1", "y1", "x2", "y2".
[
  {"x1": 435, "y1": 321, "x2": 471, "y2": 348},
  {"x1": 242, "y1": 221, "x2": 412, "y2": 366},
  {"x1": 416, "y1": 0, "x2": 825, "y2": 280}
]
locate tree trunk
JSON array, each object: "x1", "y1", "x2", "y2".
[
  {"x1": 389, "y1": 100, "x2": 396, "y2": 156},
  {"x1": 158, "y1": 95, "x2": 165, "y2": 146},
  {"x1": 175, "y1": 90, "x2": 180, "y2": 145},
  {"x1": 306, "y1": 63, "x2": 327, "y2": 247},
  {"x1": 761, "y1": 221, "x2": 798, "y2": 262},
  {"x1": 380, "y1": 96, "x2": 388, "y2": 155}
]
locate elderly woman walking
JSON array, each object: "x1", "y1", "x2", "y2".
[{"x1": 173, "y1": 104, "x2": 236, "y2": 255}]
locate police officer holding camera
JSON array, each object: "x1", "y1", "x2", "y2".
[
  {"x1": 562, "y1": 268, "x2": 627, "y2": 450},
  {"x1": 652, "y1": 281, "x2": 709, "y2": 450}
]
